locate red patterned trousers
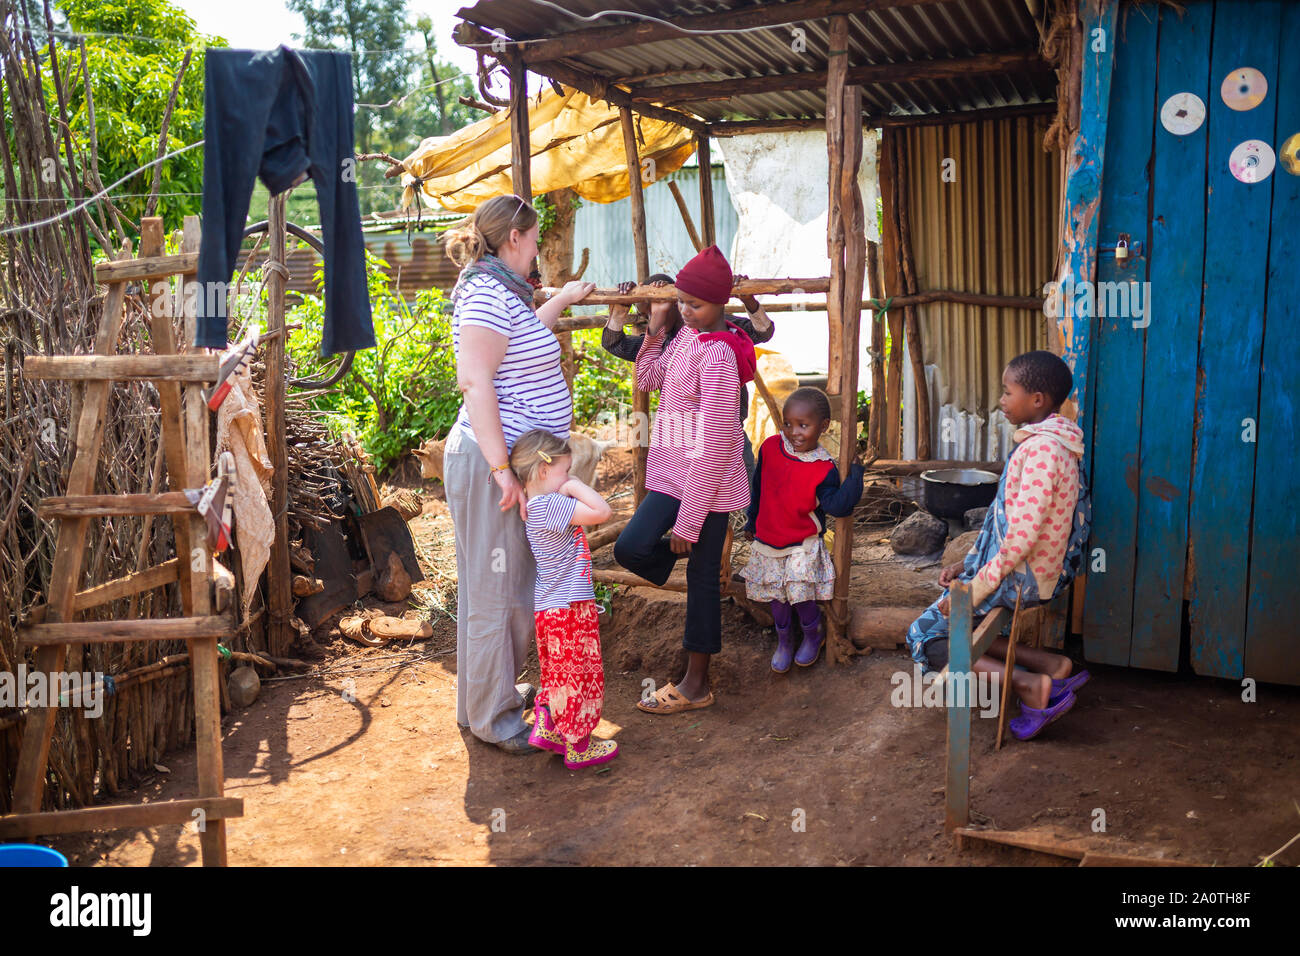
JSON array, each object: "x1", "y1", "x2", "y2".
[{"x1": 534, "y1": 599, "x2": 605, "y2": 743}]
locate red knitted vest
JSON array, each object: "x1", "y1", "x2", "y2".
[{"x1": 754, "y1": 434, "x2": 834, "y2": 548}]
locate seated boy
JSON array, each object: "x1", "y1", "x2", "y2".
[{"x1": 904, "y1": 350, "x2": 1092, "y2": 740}]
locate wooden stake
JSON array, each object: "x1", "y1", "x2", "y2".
[
  {"x1": 508, "y1": 55, "x2": 532, "y2": 200},
  {"x1": 697, "y1": 134, "x2": 715, "y2": 248},
  {"x1": 621, "y1": 107, "x2": 652, "y2": 506},
  {"x1": 893, "y1": 131, "x2": 932, "y2": 460},
  {"x1": 265, "y1": 192, "x2": 293, "y2": 658},
  {"x1": 996, "y1": 587, "x2": 1024, "y2": 751},
  {"x1": 667, "y1": 180, "x2": 703, "y2": 252}
]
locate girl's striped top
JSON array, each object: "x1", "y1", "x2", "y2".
[
  {"x1": 451, "y1": 273, "x2": 571, "y2": 450},
  {"x1": 635, "y1": 326, "x2": 750, "y2": 542},
  {"x1": 523, "y1": 493, "x2": 595, "y2": 611}
]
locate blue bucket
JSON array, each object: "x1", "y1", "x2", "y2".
[{"x1": 0, "y1": 844, "x2": 69, "y2": 867}]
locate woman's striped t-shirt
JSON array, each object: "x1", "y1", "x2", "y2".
[{"x1": 451, "y1": 272, "x2": 572, "y2": 450}]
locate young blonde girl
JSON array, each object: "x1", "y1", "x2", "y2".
[{"x1": 510, "y1": 429, "x2": 619, "y2": 768}]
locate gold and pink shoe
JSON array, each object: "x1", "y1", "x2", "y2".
[
  {"x1": 563, "y1": 734, "x2": 619, "y2": 769},
  {"x1": 528, "y1": 703, "x2": 565, "y2": 754}
]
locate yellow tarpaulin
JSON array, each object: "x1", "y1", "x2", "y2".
[{"x1": 399, "y1": 88, "x2": 697, "y2": 213}]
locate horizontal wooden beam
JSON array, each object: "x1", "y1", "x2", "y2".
[
  {"x1": 866, "y1": 458, "x2": 1004, "y2": 475},
  {"x1": 501, "y1": 0, "x2": 942, "y2": 65},
  {"x1": 19, "y1": 615, "x2": 233, "y2": 646},
  {"x1": 24, "y1": 354, "x2": 220, "y2": 382},
  {"x1": 73, "y1": 558, "x2": 181, "y2": 611},
  {"x1": 39, "y1": 492, "x2": 195, "y2": 519},
  {"x1": 94, "y1": 252, "x2": 197, "y2": 283},
  {"x1": 709, "y1": 102, "x2": 1057, "y2": 136},
  {"x1": 0, "y1": 797, "x2": 244, "y2": 840},
  {"x1": 538, "y1": 277, "x2": 832, "y2": 307},
  {"x1": 631, "y1": 52, "x2": 1045, "y2": 105}
]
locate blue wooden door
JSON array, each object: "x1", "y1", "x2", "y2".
[{"x1": 1083, "y1": 0, "x2": 1300, "y2": 685}]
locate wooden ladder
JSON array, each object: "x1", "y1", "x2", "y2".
[{"x1": 0, "y1": 218, "x2": 243, "y2": 865}]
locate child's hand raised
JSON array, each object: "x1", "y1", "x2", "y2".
[
  {"x1": 606, "y1": 281, "x2": 637, "y2": 328},
  {"x1": 732, "y1": 273, "x2": 760, "y2": 313}
]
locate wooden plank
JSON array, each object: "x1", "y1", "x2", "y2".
[
  {"x1": 265, "y1": 193, "x2": 293, "y2": 658},
  {"x1": 0, "y1": 797, "x2": 243, "y2": 840},
  {"x1": 1189, "y1": 3, "x2": 1280, "y2": 679},
  {"x1": 23, "y1": 353, "x2": 220, "y2": 382},
  {"x1": 72, "y1": 558, "x2": 180, "y2": 611},
  {"x1": 710, "y1": 103, "x2": 1056, "y2": 137},
  {"x1": 1129, "y1": 4, "x2": 1212, "y2": 672},
  {"x1": 537, "y1": 278, "x2": 831, "y2": 306},
  {"x1": 954, "y1": 827, "x2": 1087, "y2": 860},
  {"x1": 1245, "y1": 1, "x2": 1300, "y2": 686},
  {"x1": 593, "y1": 569, "x2": 687, "y2": 592},
  {"x1": 878, "y1": 128, "x2": 904, "y2": 458},
  {"x1": 1058, "y1": 0, "x2": 1118, "y2": 430},
  {"x1": 93, "y1": 251, "x2": 197, "y2": 283},
  {"x1": 1081, "y1": 8, "x2": 1156, "y2": 668},
  {"x1": 19, "y1": 616, "x2": 233, "y2": 645},
  {"x1": 697, "y1": 134, "x2": 715, "y2": 248},
  {"x1": 945, "y1": 580, "x2": 973, "y2": 831},
  {"x1": 12, "y1": 241, "x2": 132, "y2": 815},
  {"x1": 1076, "y1": 13, "x2": 1159, "y2": 671},
  {"x1": 825, "y1": 13, "x2": 847, "y2": 411},
  {"x1": 39, "y1": 492, "x2": 194, "y2": 518}
]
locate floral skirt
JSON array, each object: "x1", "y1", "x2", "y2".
[
  {"x1": 534, "y1": 599, "x2": 604, "y2": 743},
  {"x1": 743, "y1": 536, "x2": 836, "y2": 604}
]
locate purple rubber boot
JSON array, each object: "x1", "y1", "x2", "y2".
[
  {"x1": 794, "y1": 607, "x2": 826, "y2": 667},
  {"x1": 770, "y1": 601, "x2": 796, "y2": 673}
]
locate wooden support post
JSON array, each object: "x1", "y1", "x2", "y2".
[
  {"x1": 878, "y1": 128, "x2": 905, "y2": 458},
  {"x1": 892, "y1": 130, "x2": 932, "y2": 459},
  {"x1": 508, "y1": 55, "x2": 532, "y2": 201},
  {"x1": 867, "y1": 239, "x2": 887, "y2": 457},
  {"x1": 265, "y1": 192, "x2": 293, "y2": 658},
  {"x1": 697, "y1": 134, "x2": 715, "y2": 248},
  {"x1": 621, "y1": 106, "x2": 652, "y2": 506},
  {"x1": 826, "y1": 15, "x2": 864, "y2": 667}
]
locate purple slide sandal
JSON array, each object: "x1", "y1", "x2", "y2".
[
  {"x1": 1010, "y1": 691, "x2": 1076, "y2": 741},
  {"x1": 1049, "y1": 669, "x2": 1090, "y2": 706}
]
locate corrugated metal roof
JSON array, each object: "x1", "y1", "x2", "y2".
[{"x1": 455, "y1": 0, "x2": 1055, "y2": 122}]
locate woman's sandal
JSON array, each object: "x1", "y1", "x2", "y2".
[
  {"x1": 1009, "y1": 690, "x2": 1076, "y2": 741},
  {"x1": 564, "y1": 734, "x2": 619, "y2": 769},
  {"x1": 527, "y1": 703, "x2": 565, "y2": 754},
  {"x1": 635, "y1": 681, "x2": 715, "y2": 715}
]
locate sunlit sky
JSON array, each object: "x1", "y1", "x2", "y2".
[{"x1": 172, "y1": 0, "x2": 482, "y2": 75}]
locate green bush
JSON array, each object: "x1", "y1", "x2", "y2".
[{"x1": 287, "y1": 249, "x2": 461, "y2": 472}]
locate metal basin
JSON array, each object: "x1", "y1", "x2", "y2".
[{"x1": 920, "y1": 468, "x2": 1000, "y2": 520}]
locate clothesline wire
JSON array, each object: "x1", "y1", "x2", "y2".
[
  {"x1": 26, "y1": 25, "x2": 431, "y2": 55},
  {"x1": 0, "y1": 141, "x2": 204, "y2": 236},
  {"x1": 1, "y1": 182, "x2": 413, "y2": 204}
]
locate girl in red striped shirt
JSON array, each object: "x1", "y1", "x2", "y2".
[{"x1": 614, "y1": 246, "x2": 753, "y2": 715}]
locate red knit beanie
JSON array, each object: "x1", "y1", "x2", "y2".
[{"x1": 674, "y1": 245, "x2": 732, "y2": 305}]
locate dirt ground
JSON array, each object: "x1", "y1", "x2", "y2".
[{"x1": 49, "y1": 446, "x2": 1300, "y2": 866}]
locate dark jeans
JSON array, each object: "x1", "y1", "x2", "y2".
[{"x1": 613, "y1": 490, "x2": 730, "y2": 655}]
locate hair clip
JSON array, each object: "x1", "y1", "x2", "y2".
[{"x1": 538, "y1": 450, "x2": 552, "y2": 463}]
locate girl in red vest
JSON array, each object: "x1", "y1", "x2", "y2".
[
  {"x1": 614, "y1": 245, "x2": 755, "y2": 714},
  {"x1": 742, "y1": 387, "x2": 864, "y2": 671}
]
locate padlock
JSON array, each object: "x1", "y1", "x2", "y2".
[{"x1": 1115, "y1": 233, "x2": 1130, "y2": 261}]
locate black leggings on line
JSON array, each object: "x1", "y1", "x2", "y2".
[{"x1": 613, "y1": 490, "x2": 731, "y2": 655}]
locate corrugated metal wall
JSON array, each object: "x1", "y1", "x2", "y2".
[
  {"x1": 570, "y1": 164, "x2": 737, "y2": 305},
  {"x1": 899, "y1": 116, "x2": 1059, "y2": 461}
]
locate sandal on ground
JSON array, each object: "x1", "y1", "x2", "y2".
[
  {"x1": 528, "y1": 703, "x2": 564, "y2": 754},
  {"x1": 1009, "y1": 691, "x2": 1076, "y2": 741},
  {"x1": 564, "y1": 734, "x2": 619, "y2": 768},
  {"x1": 1048, "y1": 669, "x2": 1090, "y2": 706},
  {"x1": 635, "y1": 681, "x2": 715, "y2": 715}
]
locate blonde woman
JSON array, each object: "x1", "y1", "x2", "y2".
[{"x1": 443, "y1": 195, "x2": 594, "y2": 754}]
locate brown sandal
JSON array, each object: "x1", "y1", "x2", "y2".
[{"x1": 635, "y1": 681, "x2": 715, "y2": 715}]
